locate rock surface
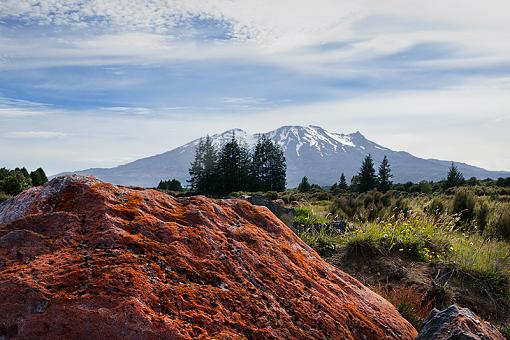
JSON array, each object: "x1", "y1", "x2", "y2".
[
  {"x1": 0, "y1": 176, "x2": 417, "y2": 339},
  {"x1": 416, "y1": 304, "x2": 504, "y2": 340}
]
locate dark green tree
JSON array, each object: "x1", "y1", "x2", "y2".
[
  {"x1": 444, "y1": 162, "x2": 465, "y2": 189},
  {"x1": 157, "y1": 180, "x2": 167, "y2": 190},
  {"x1": 377, "y1": 156, "x2": 393, "y2": 192},
  {"x1": 217, "y1": 134, "x2": 249, "y2": 195},
  {"x1": 357, "y1": 154, "x2": 377, "y2": 192},
  {"x1": 30, "y1": 170, "x2": 42, "y2": 187},
  {"x1": 36, "y1": 168, "x2": 48, "y2": 184},
  {"x1": 338, "y1": 173, "x2": 348, "y2": 190},
  {"x1": 297, "y1": 176, "x2": 311, "y2": 192},
  {"x1": 157, "y1": 179, "x2": 183, "y2": 191},
  {"x1": 167, "y1": 179, "x2": 182, "y2": 191},
  {"x1": 30, "y1": 168, "x2": 48, "y2": 186},
  {"x1": 350, "y1": 175, "x2": 360, "y2": 192},
  {"x1": 251, "y1": 136, "x2": 286, "y2": 191},
  {"x1": 188, "y1": 136, "x2": 219, "y2": 196},
  {"x1": 2, "y1": 171, "x2": 31, "y2": 195}
]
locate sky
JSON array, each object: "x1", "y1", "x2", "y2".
[{"x1": 0, "y1": 0, "x2": 509, "y2": 175}]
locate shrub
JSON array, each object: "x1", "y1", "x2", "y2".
[
  {"x1": 298, "y1": 226, "x2": 340, "y2": 257},
  {"x1": 487, "y1": 208, "x2": 510, "y2": 241},
  {"x1": 451, "y1": 188, "x2": 476, "y2": 222},
  {"x1": 426, "y1": 198, "x2": 446, "y2": 217},
  {"x1": 264, "y1": 191, "x2": 279, "y2": 200},
  {"x1": 475, "y1": 201, "x2": 490, "y2": 233},
  {"x1": 294, "y1": 206, "x2": 327, "y2": 226},
  {"x1": 312, "y1": 191, "x2": 332, "y2": 201},
  {"x1": 392, "y1": 197, "x2": 410, "y2": 217},
  {"x1": 0, "y1": 192, "x2": 12, "y2": 203}
]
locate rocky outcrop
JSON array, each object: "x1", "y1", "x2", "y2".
[
  {"x1": 416, "y1": 305, "x2": 504, "y2": 340},
  {"x1": 0, "y1": 176, "x2": 417, "y2": 339}
]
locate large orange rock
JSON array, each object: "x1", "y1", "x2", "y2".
[{"x1": 0, "y1": 176, "x2": 417, "y2": 339}]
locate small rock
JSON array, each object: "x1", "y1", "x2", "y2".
[{"x1": 416, "y1": 304, "x2": 504, "y2": 340}]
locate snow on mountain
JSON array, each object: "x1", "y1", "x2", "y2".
[{"x1": 56, "y1": 125, "x2": 509, "y2": 188}]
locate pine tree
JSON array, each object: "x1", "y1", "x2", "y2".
[
  {"x1": 338, "y1": 173, "x2": 348, "y2": 190},
  {"x1": 157, "y1": 180, "x2": 167, "y2": 190},
  {"x1": 377, "y1": 156, "x2": 393, "y2": 192},
  {"x1": 36, "y1": 168, "x2": 48, "y2": 184},
  {"x1": 298, "y1": 176, "x2": 311, "y2": 192},
  {"x1": 268, "y1": 141, "x2": 286, "y2": 191},
  {"x1": 357, "y1": 154, "x2": 377, "y2": 192},
  {"x1": 167, "y1": 179, "x2": 182, "y2": 191},
  {"x1": 217, "y1": 134, "x2": 243, "y2": 195},
  {"x1": 444, "y1": 162, "x2": 465, "y2": 189},
  {"x1": 188, "y1": 136, "x2": 219, "y2": 196},
  {"x1": 30, "y1": 170, "x2": 43, "y2": 187},
  {"x1": 238, "y1": 142, "x2": 252, "y2": 191},
  {"x1": 251, "y1": 136, "x2": 286, "y2": 191}
]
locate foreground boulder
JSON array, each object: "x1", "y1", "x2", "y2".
[
  {"x1": 0, "y1": 176, "x2": 417, "y2": 339},
  {"x1": 416, "y1": 305, "x2": 504, "y2": 340}
]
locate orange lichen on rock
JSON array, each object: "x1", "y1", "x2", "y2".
[{"x1": 0, "y1": 176, "x2": 418, "y2": 339}]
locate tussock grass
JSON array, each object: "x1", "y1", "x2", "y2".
[{"x1": 298, "y1": 215, "x2": 510, "y2": 297}]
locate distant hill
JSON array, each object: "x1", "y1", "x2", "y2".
[{"x1": 55, "y1": 125, "x2": 510, "y2": 187}]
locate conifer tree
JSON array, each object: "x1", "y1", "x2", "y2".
[
  {"x1": 357, "y1": 154, "x2": 377, "y2": 192},
  {"x1": 251, "y1": 136, "x2": 286, "y2": 191},
  {"x1": 30, "y1": 170, "x2": 42, "y2": 187},
  {"x1": 217, "y1": 134, "x2": 243, "y2": 195},
  {"x1": 36, "y1": 168, "x2": 48, "y2": 184},
  {"x1": 188, "y1": 136, "x2": 218, "y2": 196},
  {"x1": 377, "y1": 156, "x2": 393, "y2": 192},
  {"x1": 338, "y1": 173, "x2": 348, "y2": 191},
  {"x1": 298, "y1": 176, "x2": 311, "y2": 192},
  {"x1": 30, "y1": 168, "x2": 47, "y2": 187},
  {"x1": 268, "y1": 141, "x2": 286, "y2": 191},
  {"x1": 238, "y1": 142, "x2": 252, "y2": 191},
  {"x1": 444, "y1": 162, "x2": 465, "y2": 189},
  {"x1": 157, "y1": 180, "x2": 167, "y2": 190}
]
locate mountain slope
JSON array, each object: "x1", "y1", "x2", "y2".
[{"x1": 57, "y1": 125, "x2": 509, "y2": 187}]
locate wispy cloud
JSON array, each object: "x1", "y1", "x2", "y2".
[
  {"x1": 0, "y1": 97, "x2": 54, "y2": 117},
  {"x1": 102, "y1": 106, "x2": 151, "y2": 115},
  {"x1": 3, "y1": 131, "x2": 69, "y2": 139},
  {"x1": 0, "y1": 0, "x2": 509, "y2": 173}
]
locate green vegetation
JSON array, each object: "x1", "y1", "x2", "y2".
[
  {"x1": 0, "y1": 166, "x2": 48, "y2": 201},
  {"x1": 445, "y1": 162, "x2": 465, "y2": 189},
  {"x1": 188, "y1": 134, "x2": 286, "y2": 196},
  {"x1": 258, "y1": 158, "x2": 510, "y2": 330},
  {"x1": 157, "y1": 178, "x2": 183, "y2": 191}
]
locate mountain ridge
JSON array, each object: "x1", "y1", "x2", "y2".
[{"x1": 55, "y1": 125, "x2": 509, "y2": 187}]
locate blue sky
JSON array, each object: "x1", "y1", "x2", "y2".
[{"x1": 0, "y1": 0, "x2": 509, "y2": 175}]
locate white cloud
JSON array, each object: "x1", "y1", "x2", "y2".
[
  {"x1": 3, "y1": 131, "x2": 69, "y2": 139},
  {"x1": 0, "y1": 97, "x2": 54, "y2": 117}
]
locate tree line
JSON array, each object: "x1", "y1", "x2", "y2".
[
  {"x1": 0, "y1": 167, "x2": 48, "y2": 197},
  {"x1": 187, "y1": 134, "x2": 286, "y2": 196},
  {"x1": 299, "y1": 155, "x2": 471, "y2": 194}
]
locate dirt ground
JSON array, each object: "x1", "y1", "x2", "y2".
[{"x1": 327, "y1": 249, "x2": 510, "y2": 330}]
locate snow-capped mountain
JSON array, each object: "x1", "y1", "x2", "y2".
[{"x1": 56, "y1": 125, "x2": 509, "y2": 187}]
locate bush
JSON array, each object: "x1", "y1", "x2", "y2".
[
  {"x1": 0, "y1": 192, "x2": 12, "y2": 203},
  {"x1": 1, "y1": 171, "x2": 31, "y2": 196},
  {"x1": 487, "y1": 208, "x2": 510, "y2": 241},
  {"x1": 264, "y1": 191, "x2": 279, "y2": 200},
  {"x1": 451, "y1": 188, "x2": 476, "y2": 222},
  {"x1": 294, "y1": 206, "x2": 327, "y2": 226},
  {"x1": 475, "y1": 201, "x2": 490, "y2": 233},
  {"x1": 426, "y1": 198, "x2": 446, "y2": 217}
]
